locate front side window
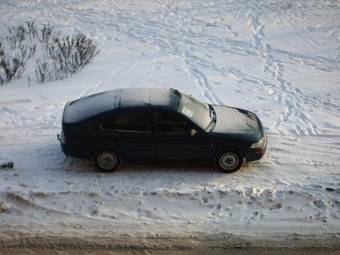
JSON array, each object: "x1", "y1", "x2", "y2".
[
  {"x1": 154, "y1": 111, "x2": 190, "y2": 134},
  {"x1": 102, "y1": 111, "x2": 152, "y2": 133}
]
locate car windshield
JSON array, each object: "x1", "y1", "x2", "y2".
[{"x1": 179, "y1": 93, "x2": 211, "y2": 130}]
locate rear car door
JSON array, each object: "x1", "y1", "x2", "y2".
[
  {"x1": 99, "y1": 109, "x2": 156, "y2": 160},
  {"x1": 153, "y1": 111, "x2": 211, "y2": 160}
]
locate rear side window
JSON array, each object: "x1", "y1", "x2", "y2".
[
  {"x1": 153, "y1": 111, "x2": 190, "y2": 134},
  {"x1": 102, "y1": 111, "x2": 152, "y2": 133}
]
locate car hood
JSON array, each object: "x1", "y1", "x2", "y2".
[{"x1": 211, "y1": 105, "x2": 263, "y2": 141}]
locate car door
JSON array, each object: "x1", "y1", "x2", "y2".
[
  {"x1": 99, "y1": 109, "x2": 156, "y2": 160},
  {"x1": 153, "y1": 110, "x2": 211, "y2": 161}
]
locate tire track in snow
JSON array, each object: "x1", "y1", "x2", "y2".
[
  {"x1": 266, "y1": 132, "x2": 340, "y2": 168},
  {"x1": 76, "y1": 65, "x2": 129, "y2": 99},
  {"x1": 2, "y1": 0, "x2": 339, "y2": 134},
  {"x1": 246, "y1": 1, "x2": 322, "y2": 136},
  {"x1": 182, "y1": 51, "x2": 223, "y2": 105},
  {"x1": 125, "y1": 2, "x2": 224, "y2": 104},
  {"x1": 158, "y1": 1, "x2": 223, "y2": 105},
  {"x1": 11, "y1": 0, "x2": 336, "y2": 111}
]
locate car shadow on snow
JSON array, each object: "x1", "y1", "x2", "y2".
[
  {"x1": 36, "y1": 142, "x2": 260, "y2": 175},
  {"x1": 61, "y1": 156, "x2": 258, "y2": 175}
]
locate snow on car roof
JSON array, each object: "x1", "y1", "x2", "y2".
[
  {"x1": 118, "y1": 87, "x2": 180, "y2": 110},
  {"x1": 63, "y1": 88, "x2": 181, "y2": 123}
]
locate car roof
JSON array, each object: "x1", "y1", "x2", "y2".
[
  {"x1": 63, "y1": 88, "x2": 181, "y2": 123},
  {"x1": 116, "y1": 87, "x2": 181, "y2": 110}
]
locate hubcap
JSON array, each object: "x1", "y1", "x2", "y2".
[
  {"x1": 219, "y1": 152, "x2": 239, "y2": 171},
  {"x1": 97, "y1": 152, "x2": 118, "y2": 170}
]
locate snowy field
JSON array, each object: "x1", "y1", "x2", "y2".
[{"x1": 0, "y1": 0, "x2": 340, "y2": 247}]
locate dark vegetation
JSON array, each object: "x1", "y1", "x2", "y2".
[{"x1": 0, "y1": 22, "x2": 99, "y2": 85}]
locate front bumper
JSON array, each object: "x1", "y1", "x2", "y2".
[{"x1": 247, "y1": 135, "x2": 267, "y2": 162}]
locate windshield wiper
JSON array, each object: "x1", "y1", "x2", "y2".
[
  {"x1": 209, "y1": 104, "x2": 216, "y2": 121},
  {"x1": 206, "y1": 104, "x2": 216, "y2": 131}
]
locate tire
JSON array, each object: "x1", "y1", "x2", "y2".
[
  {"x1": 94, "y1": 150, "x2": 120, "y2": 172},
  {"x1": 216, "y1": 151, "x2": 243, "y2": 173}
]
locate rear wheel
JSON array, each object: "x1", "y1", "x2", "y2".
[
  {"x1": 216, "y1": 151, "x2": 243, "y2": 173},
  {"x1": 95, "y1": 150, "x2": 120, "y2": 172}
]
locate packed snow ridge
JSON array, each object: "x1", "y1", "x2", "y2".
[{"x1": 0, "y1": 0, "x2": 340, "y2": 238}]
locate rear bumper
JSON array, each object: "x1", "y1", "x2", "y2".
[
  {"x1": 60, "y1": 141, "x2": 70, "y2": 156},
  {"x1": 59, "y1": 137, "x2": 92, "y2": 159}
]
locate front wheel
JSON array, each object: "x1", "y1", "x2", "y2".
[
  {"x1": 94, "y1": 150, "x2": 120, "y2": 172},
  {"x1": 216, "y1": 151, "x2": 243, "y2": 173}
]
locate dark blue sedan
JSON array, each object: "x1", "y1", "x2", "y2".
[{"x1": 59, "y1": 88, "x2": 266, "y2": 173}]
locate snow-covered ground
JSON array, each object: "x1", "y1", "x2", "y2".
[{"x1": 0, "y1": 0, "x2": 340, "y2": 246}]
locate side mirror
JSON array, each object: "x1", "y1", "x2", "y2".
[{"x1": 190, "y1": 128, "x2": 198, "y2": 137}]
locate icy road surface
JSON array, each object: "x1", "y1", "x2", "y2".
[{"x1": 0, "y1": 0, "x2": 340, "y2": 243}]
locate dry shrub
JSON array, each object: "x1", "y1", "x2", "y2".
[{"x1": 0, "y1": 21, "x2": 99, "y2": 85}]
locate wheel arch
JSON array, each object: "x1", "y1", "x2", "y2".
[{"x1": 213, "y1": 147, "x2": 245, "y2": 161}]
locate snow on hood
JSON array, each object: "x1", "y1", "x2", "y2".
[{"x1": 212, "y1": 105, "x2": 261, "y2": 136}]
